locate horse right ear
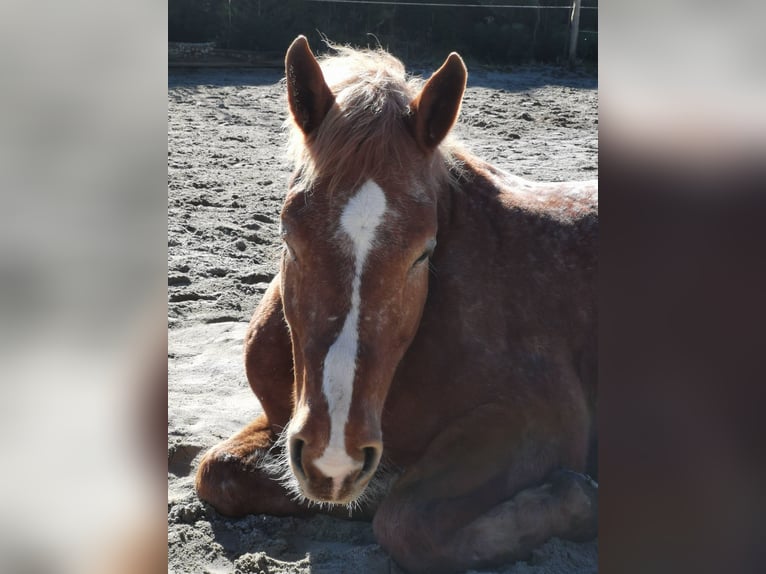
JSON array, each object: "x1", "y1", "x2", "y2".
[
  {"x1": 285, "y1": 35, "x2": 334, "y2": 136},
  {"x1": 408, "y1": 52, "x2": 467, "y2": 150}
]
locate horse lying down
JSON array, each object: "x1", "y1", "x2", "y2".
[{"x1": 196, "y1": 35, "x2": 598, "y2": 574}]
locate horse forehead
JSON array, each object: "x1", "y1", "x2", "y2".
[
  {"x1": 283, "y1": 177, "x2": 434, "y2": 249},
  {"x1": 333, "y1": 177, "x2": 436, "y2": 227},
  {"x1": 337, "y1": 179, "x2": 389, "y2": 244},
  {"x1": 331, "y1": 180, "x2": 441, "y2": 260}
]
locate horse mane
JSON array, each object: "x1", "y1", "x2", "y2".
[{"x1": 286, "y1": 43, "x2": 463, "y2": 196}]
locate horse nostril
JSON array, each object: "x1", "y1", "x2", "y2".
[
  {"x1": 359, "y1": 445, "x2": 381, "y2": 479},
  {"x1": 290, "y1": 437, "x2": 306, "y2": 477}
]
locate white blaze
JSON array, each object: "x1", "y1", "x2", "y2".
[{"x1": 313, "y1": 179, "x2": 387, "y2": 495}]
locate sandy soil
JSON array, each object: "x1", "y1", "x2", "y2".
[{"x1": 168, "y1": 64, "x2": 598, "y2": 574}]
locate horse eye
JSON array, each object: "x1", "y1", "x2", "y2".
[{"x1": 413, "y1": 250, "x2": 430, "y2": 267}]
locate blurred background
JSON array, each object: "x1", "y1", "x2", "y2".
[
  {"x1": 168, "y1": 0, "x2": 598, "y2": 65},
  {"x1": 0, "y1": 0, "x2": 764, "y2": 572}
]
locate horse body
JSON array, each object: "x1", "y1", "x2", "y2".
[
  {"x1": 382, "y1": 155, "x2": 598, "y2": 473},
  {"x1": 196, "y1": 36, "x2": 597, "y2": 573}
]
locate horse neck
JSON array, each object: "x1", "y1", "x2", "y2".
[
  {"x1": 433, "y1": 151, "x2": 597, "y2": 343},
  {"x1": 435, "y1": 151, "x2": 506, "y2": 254},
  {"x1": 434, "y1": 150, "x2": 593, "y2": 295}
]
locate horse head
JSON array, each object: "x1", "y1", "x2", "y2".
[{"x1": 278, "y1": 36, "x2": 466, "y2": 506}]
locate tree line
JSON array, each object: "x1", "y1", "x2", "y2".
[{"x1": 169, "y1": 0, "x2": 597, "y2": 64}]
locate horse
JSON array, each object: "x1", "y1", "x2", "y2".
[{"x1": 196, "y1": 35, "x2": 598, "y2": 573}]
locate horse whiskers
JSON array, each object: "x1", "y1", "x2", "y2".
[
  {"x1": 256, "y1": 427, "x2": 302, "y2": 500},
  {"x1": 428, "y1": 260, "x2": 438, "y2": 277}
]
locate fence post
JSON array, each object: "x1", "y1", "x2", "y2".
[{"x1": 568, "y1": 0, "x2": 582, "y2": 66}]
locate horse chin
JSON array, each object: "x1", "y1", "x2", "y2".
[
  {"x1": 293, "y1": 472, "x2": 373, "y2": 508},
  {"x1": 303, "y1": 489, "x2": 362, "y2": 507}
]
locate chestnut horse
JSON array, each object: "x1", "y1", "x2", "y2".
[{"x1": 196, "y1": 36, "x2": 598, "y2": 573}]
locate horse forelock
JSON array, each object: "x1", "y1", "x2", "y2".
[{"x1": 286, "y1": 46, "x2": 460, "y2": 197}]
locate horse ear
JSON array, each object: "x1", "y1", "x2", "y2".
[
  {"x1": 285, "y1": 35, "x2": 334, "y2": 136},
  {"x1": 409, "y1": 52, "x2": 467, "y2": 150}
]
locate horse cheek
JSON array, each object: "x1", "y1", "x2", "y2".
[{"x1": 397, "y1": 272, "x2": 429, "y2": 351}]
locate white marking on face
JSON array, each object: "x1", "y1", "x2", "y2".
[{"x1": 313, "y1": 179, "x2": 387, "y2": 496}]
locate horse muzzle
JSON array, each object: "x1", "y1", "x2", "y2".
[{"x1": 288, "y1": 435, "x2": 383, "y2": 504}]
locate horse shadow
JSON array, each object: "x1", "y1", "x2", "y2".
[{"x1": 205, "y1": 506, "x2": 393, "y2": 574}]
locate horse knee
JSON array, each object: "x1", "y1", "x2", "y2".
[
  {"x1": 195, "y1": 430, "x2": 310, "y2": 518},
  {"x1": 547, "y1": 469, "x2": 598, "y2": 541},
  {"x1": 195, "y1": 446, "x2": 247, "y2": 517},
  {"x1": 373, "y1": 500, "x2": 447, "y2": 573}
]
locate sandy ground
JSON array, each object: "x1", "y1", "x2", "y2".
[{"x1": 168, "y1": 64, "x2": 598, "y2": 573}]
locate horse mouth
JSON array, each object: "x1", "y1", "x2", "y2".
[{"x1": 295, "y1": 473, "x2": 373, "y2": 506}]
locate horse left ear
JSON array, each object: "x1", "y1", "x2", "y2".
[
  {"x1": 409, "y1": 52, "x2": 467, "y2": 150},
  {"x1": 285, "y1": 35, "x2": 335, "y2": 136}
]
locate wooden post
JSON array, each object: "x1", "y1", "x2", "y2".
[
  {"x1": 568, "y1": 0, "x2": 582, "y2": 66},
  {"x1": 227, "y1": 0, "x2": 232, "y2": 49}
]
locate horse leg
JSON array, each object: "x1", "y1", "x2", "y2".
[
  {"x1": 195, "y1": 414, "x2": 310, "y2": 517},
  {"x1": 196, "y1": 276, "x2": 305, "y2": 517},
  {"x1": 456, "y1": 468, "x2": 597, "y2": 553},
  {"x1": 373, "y1": 402, "x2": 597, "y2": 573}
]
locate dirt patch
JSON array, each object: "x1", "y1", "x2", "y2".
[{"x1": 168, "y1": 65, "x2": 597, "y2": 574}]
